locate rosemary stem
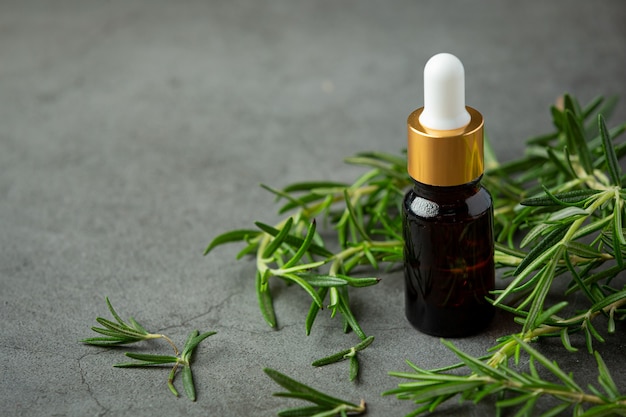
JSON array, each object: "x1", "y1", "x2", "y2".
[
  {"x1": 302, "y1": 184, "x2": 380, "y2": 219},
  {"x1": 144, "y1": 333, "x2": 180, "y2": 356},
  {"x1": 329, "y1": 240, "x2": 402, "y2": 275},
  {"x1": 160, "y1": 334, "x2": 179, "y2": 356},
  {"x1": 168, "y1": 362, "x2": 180, "y2": 397}
]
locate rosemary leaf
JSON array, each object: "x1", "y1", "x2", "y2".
[
  {"x1": 305, "y1": 287, "x2": 327, "y2": 336},
  {"x1": 262, "y1": 217, "x2": 294, "y2": 258},
  {"x1": 254, "y1": 221, "x2": 333, "y2": 258},
  {"x1": 116, "y1": 353, "x2": 178, "y2": 365},
  {"x1": 264, "y1": 368, "x2": 358, "y2": 409},
  {"x1": 203, "y1": 229, "x2": 260, "y2": 255},
  {"x1": 566, "y1": 109, "x2": 594, "y2": 175},
  {"x1": 349, "y1": 356, "x2": 359, "y2": 382},
  {"x1": 182, "y1": 365, "x2": 195, "y2": 401},
  {"x1": 256, "y1": 270, "x2": 277, "y2": 328},
  {"x1": 599, "y1": 114, "x2": 622, "y2": 186}
]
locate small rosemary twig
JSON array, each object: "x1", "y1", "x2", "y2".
[{"x1": 82, "y1": 298, "x2": 217, "y2": 401}]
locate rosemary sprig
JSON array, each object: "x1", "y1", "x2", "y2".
[
  {"x1": 264, "y1": 368, "x2": 366, "y2": 416},
  {"x1": 384, "y1": 337, "x2": 626, "y2": 416},
  {"x1": 487, "y1": 94, "x2": 626, "y2": 339},
  {"x1": 115, "y1": 330, "x2": 217, "y2": 400},
  {"x1": 82, "y1": 298, "x2": 217, "y2": 401},
  {"x1": 205, "y1": 94, "x2": 626, "y2": 415},
  {"x1": 487, "y1": 289, "x2": 626, "y2": 364},
  {"x1": 205, "y1": 152, "x2": 407, "y2": 336},
  {"x1": 81, "y1": 297, "x2": 179, "y2": 355},
  {"x1": 312, "y1": 336, "x2": 375, "y2": 381}
]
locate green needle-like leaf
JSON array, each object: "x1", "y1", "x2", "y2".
[
  {"x1": 203, "y1": 229, "x2": 261, "y2": 255},
  {"x1": 521, "y1": 187, "x2": 601, "y2": 207},
  {"x1": 612, "y1": 211, "x2": 625, "y2": 263},
  {"x1": 560, "y1": 328, "x2": 578, "y2": 353},
  {"x1": 339, "y1": 275, "x2": 380, "y2": 288},
  {"x1": 343, "y1": 189, "x2": 370, "y2": 242},
  {"x1": 312, "y1": 336, "x2": 374, "y2": 382},
  {"x1": 106, "y1": 296, "x2": 125, "y2": 325},
  {"x1": 337, "y1": 291, "x2": 367, "y2": 340},
  {"x1": 182, "y1": 365, "x2": 195, "y2": 401},
  {"x1": 282, "y1": 220, "x2": 318, "y2": 269},
  {"x1": 305, "y1": 287, "x2": 328, "y2": 336},
  {"x1": 354, "y1": 335, "x2": 375, "y2": 351},
  {"x1": 594, "y1": 351, "x2": 619, "y2": 400},
  {"x1": 298, "y1": 273, "x2": 348, "y2": 287},
  {"x1": 599, "y1": 114, "x2": 622, "y2": 186},
  {"x1": 265, "y1": 368, "x2": 366, "y2": 416},
  {"x1": 514, "y1": 226, "x2": 567, "y2": 277},
  {"x1": 256, "y1": 270, "x2": 277, "y2": 328},
  {"x1": 512, "y1": 336, "x2": 582, "y2": 391},
  {"x1": 254, "y1": 221, "x2": 333, "y2": 258},
  {"x1": 182, "y1": 330, "x2": 217, "y2": 359},
  {"x1": 349, "y1": 356, "x2": 359, "y2": 381},
  {"x1": 264, "y1": 368, "x2": 357, "y2": 409},
  {"x1": 282, "y1": 181, "x2": 351, "y2": 192},
  {"x1": 116, "y1": 352, "x2": 178, "y2": 365},
  {"x1": 312, "y1": 348, "x2": 353, "y2": 367},
  {"x1": 565, "y1": 109, "x2": 594, "y2": 175},
  {"x1": 281, "y1": 273, "x2": 323, "y2": 308},
  {"x1": 262, "y1": 217, "x2": 294, "y2": 258}
]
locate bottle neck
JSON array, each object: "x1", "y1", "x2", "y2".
[
  {"x1": 407, "y1": 107, "x2": 484, "y2": 187},
  {"x1": 411, "y1": 176, "x2": 483, "y2": 201}
]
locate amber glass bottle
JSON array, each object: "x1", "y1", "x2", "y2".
[
  {"x1": 403, "y1": 179, "x2": 494, "y2": 337},
  {"x1": 403, "y1": 54, "x2": 495, "y2": 337}
]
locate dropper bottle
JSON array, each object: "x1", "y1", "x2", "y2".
[{"x1": 403, "y1": 53, "x2": 495, "y2": 337}]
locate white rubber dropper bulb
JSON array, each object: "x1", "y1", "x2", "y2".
[{"x1": 418, "y1": 53, "x2": 471, "y2": 131}]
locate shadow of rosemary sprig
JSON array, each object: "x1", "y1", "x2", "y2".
[
  {"x1": 81, "y1": 298, "x2": 217, "y2": 401},
  {"x1": 312, "y1": 336, "x2": 375, "y2": 382},
  {"x1": 204, "y1": 152, "x2": 408, "y2": 336},
  {"x1": 264, "y1": 368, "x2": 366, "y2": 417},
  {"x1": 385, "y1": 337, "x2": 626, "y2": 417}
]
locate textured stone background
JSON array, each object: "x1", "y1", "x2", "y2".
[{"x1": 2, "y1": 1, "x2": 626, "y2": 416}]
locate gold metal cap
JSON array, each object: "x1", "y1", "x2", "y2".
[{"x1": 407, "y1": 106, "x2": 484, "y2": 186}]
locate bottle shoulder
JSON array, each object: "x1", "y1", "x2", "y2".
[{"x1": 404, "y1": 184, "x2": 492, "y2": 219}]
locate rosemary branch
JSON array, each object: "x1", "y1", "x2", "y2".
[
  {"x1": 205, "y1": 153, "x2": 407, "y2": 336},
  {"x1": 206, "y1": 94, "x2": 626, "y2": 416},
  {"x1": 385, "y1": 337, "x2": 626, "y2": 416},
  {"x1": 82, "y1": 298, "x2": 217, "y2": 401}
]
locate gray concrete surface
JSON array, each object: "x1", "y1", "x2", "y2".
[{"x1": 2, "y1": 1, "x2": 626, "y2": 416}]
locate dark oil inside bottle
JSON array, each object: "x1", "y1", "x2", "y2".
[{"x1": 403, "y1": 179, "x2": 495, "y2": 337}]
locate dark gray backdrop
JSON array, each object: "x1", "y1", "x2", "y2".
[{"x1": 2, "y1": 1, "x2": 626, "y2": 415}]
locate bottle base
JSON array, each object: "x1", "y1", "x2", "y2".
[{"x1": 405, "y1": 303, "x2": 494, "y2": 338}]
